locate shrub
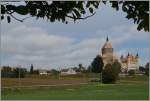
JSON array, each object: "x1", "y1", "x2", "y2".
[
  {"x1": 102, "y1": 61, "x2": 121, "y2": 84},
  {"x1": 145, "y1": 62, "x2": 149, "y2": 76},
  {"x1": 12, "y1": 68, "x2": 27, "y2": 78},
  {"x1": 102, "y1": 64, "x2": 116, "y2": 84},
  {"x1": 128, "y1": 70, "x2": 135, "y2": 76}
]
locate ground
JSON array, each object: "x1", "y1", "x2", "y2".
[{"x1": 1, "y1": 75, "x2": 149, "y2": 100}]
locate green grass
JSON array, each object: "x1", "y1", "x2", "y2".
[{"x1": 1, "y1": 75, "x2": 149, "y2": 100}]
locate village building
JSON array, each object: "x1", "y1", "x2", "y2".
[
  {"x1": 38, "y1": 69, "x2": 49, "y2": 75},
  {"x1": 60, "y1": 68, "x2": 77, "y2": 75}
]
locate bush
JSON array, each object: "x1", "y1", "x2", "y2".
[
  {"x1": 33, "y1": 70, "x2": 39, "y2": 75},
  {"x1": 145, "y1": 62, "x2": 149, "y2": 76},
  {"x1": 1, "y1": 66, "x2": 27, "y2": 78},
  {"x1": 12, "y1": 68, "x2": 27, "y2": 78},
  {"x1": 102, "y1": 61, "x2": 121, "y2": 84},
  {"x1": 102, "y1": 64, "x2": 116, "y2": 84},
  {"x1": 128, "y1": 70, "x2": 135, "y2": 76}
]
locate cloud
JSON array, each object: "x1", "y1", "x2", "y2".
[
  {"x1": 1, "y1": 23, "x2": 149, "y2": 69},
  {"x1": 95, "y1": 24, "x2": 149, "y2": 48}
]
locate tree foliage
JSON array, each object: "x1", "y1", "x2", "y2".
[
  {"x1": 1, "y1": 1, "x2": 149, "y2": 31},
  {"x1": 1, "y1": 66, "x2": 27, "y2": 78},
  {"x1": 1, "y1": 66, "x2": 12, "y2": 78},
  {"x1": 30, "y1": 64, "x2": 34, "y2": 74},
  {"x1": 145, "y1": 62, "x2": 149, "y2": 76},
  {"x1": 1, "y1": 1, "x2": 99, "y2": 23},
  {"x1": 128, "y1": 70, "x2": 135, "y2": 76},
  {"x1": 139, "y1": 66, "x2": 145, "y2": 72},
  {"x1": 13, "y1": 67, "x2": 27, "y2": 78},
  {"x1": 102, "y1": 61, "x2": 121, "y2": 84},
  {"x1": 102, "y1": 64, "x2": 116, "y2": 84},
  {"x1": 110, "y1": 1, "x2": 149, "y2": 31},
  {"x1": 112, "y1": 60, "x2": 121, "y2": 78},
  {"x1": 78, "y1": 64, "x2": 86, "y2": 72},
  {"x1": 50, "y1": 69, "x2": 59, "y2": 75},
  {"x1": 91, "y1": 55, "x2": 104, "y2": 73}
]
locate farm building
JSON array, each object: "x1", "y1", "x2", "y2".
[{"x1": 60, "y1": 68, "x2": 77, "y2": 75}]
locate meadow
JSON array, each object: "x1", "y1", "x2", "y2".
[{"x1": 1, "y1": 75, "x2": 149, "y2": 100}]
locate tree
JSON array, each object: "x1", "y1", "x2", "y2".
[
  {"x1": 1, "y1": 66, "x2": 12, "y2": 78},
  {"x1": 145, "y1": 62, "x2": 149, "y2": 76},
  {"x1": 112, "y1": 60, "x2": 121, "y2": 79},
  {"x1": 33, "y1": 70, "x2": 39, "y2": 75},
  {"x1": 78, "y1": 64, "x2": 85, "y2": 72},
  {"x1": 102, "y1": 64, "x2": 116, "y2": 84},
  {"x1": 128, "y1": 70, "x2": 135, "y2": 76},
  {"x1": 91, "y1": 55, "x2": 104, "y2": 73},
  {"x1": 1, "y1": 66, "x2": 27, "y2": 78},
  {"x1": 30, "y1": 64, "x2": 34, "y2": 74},
  {"x1": 1, "y1": 1, "x2": 149, "y2": 31},
  {"x1": 50, "y1": 69, "x2": 59, "y2": 75},
  {"x1": 13, "y1": 68, "x2": 27, "y2": 78},
  {"x1": 91, "y1": 55, "x2": 104, "y2": 82},
  {"x1": 110, "y1": 1, "x2": 149, "y2": 31},
  {"x1": 102, "y1": 61, "x2": 121, "y2": 84},
  {"x1": 139, "y1": 66, "x2": 145, "y2": 73},
  {"x1": 87, "y1": 65, "x2": 92, "y2": 73},
  {"x1": 72, "y1": 67, "x2": 79, "y2": 72}
]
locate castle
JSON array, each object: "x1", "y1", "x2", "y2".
[
  {"x1": 120, "y1": 53, "x2": 139, "y2": 72},
  {"x1": 101, "y1": 36, "x2": 139, "y2": 72}
]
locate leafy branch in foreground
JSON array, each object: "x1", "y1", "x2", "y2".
[{"x1": 1, "y1": 1, "x2": 149, "y2": 31}]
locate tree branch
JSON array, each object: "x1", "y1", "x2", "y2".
[
  {"x1": 7, "y1": 11, "x2": 31, "y2": 22},
  {"x1": 7, "y1": 12, "x2": 23, "y2": 22},
  {"x1": 66, "y1": 12, "x2": 96, "y2": 20},
  {"x1": 1, "y1": 1, "x2": 20, "y2": 2}
]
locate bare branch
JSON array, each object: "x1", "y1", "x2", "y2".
[
  {"x1": 66, "y1": 12, "x2": 96, "y2": 20},
  {"x1": 7, "y1": 11, "x2": 31, "y2": 22},
  {"x1": 7, "y1": 12, "x2": 23, "y2": 22},
  {"x1": 1, "y1": 1, "x2": 20, "y2": 2},
  {"x1": 22, "y1": 16, "x2": 32, "y2": 21}
]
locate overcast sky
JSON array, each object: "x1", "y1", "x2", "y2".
[{"x1": 1, "y1": 2, "x2": 149, "y2": 70}]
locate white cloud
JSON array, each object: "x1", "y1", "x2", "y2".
[
  {"x1": 96, "y1": 24, "x2": 149, "y2": 48},
  {"x1": 1, "y1": 24, "x2": 149, "y2": 69}
]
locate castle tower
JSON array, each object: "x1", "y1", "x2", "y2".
[
  {"x1": 135, "y1": 53, "x2": 139, "y2": 69},
  {"x1": 127, "y1": 52, "x2": 131, "y2": 70},
  {"x1": 101, "y1": 36, "x2": 113, "y2": 65}
]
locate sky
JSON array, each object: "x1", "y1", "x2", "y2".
[{"x1": 1, "y1": 2, "x2": 150, "y2": 70}]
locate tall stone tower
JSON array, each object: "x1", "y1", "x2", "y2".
[{"x1": 101, "y1": 36, "x2": 114, "y2": 66}]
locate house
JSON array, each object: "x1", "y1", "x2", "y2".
[
  {"x1": 60, "y1": 68, "x2": 77, "y2": 75},
  {"x1": 38, "y1": 69, "x2": 48, "y2": 75}
]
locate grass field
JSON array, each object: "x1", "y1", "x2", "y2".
[{"x1": 1, "y1": 75, "x2": 149, "y2": 100}]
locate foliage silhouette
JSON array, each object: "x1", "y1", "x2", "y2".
[
  {"x1": 1, "y1": 1, "x2": 149, "y2": 31},
  {"x1": 30, "y1": 64, "x2": 34, "y2": 74},
  {"x1": 102, "y1": 61, "x2": 121, "y2": 84}
]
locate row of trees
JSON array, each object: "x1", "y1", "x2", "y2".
[
  {"x1": 1, "y1": 60, "x2": 149, "y2": 79},
  {"x1": 29, "y1": 63, "x2": 86, "y2": 75},
  {"x1": 1, "y1": 66, "x2": 27, "y2": 78}
]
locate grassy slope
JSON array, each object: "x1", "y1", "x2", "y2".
[{"x1": 1, "y1": 75, "x2": 149, "y2": 100}]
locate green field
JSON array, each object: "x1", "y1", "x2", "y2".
[{"x1": 1, "y1": 75, "x2": 149, "y2": 100}]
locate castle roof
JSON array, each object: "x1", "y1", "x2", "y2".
[{"x1": 102, "y1": 36, "x2": 112, "y2": 48}]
